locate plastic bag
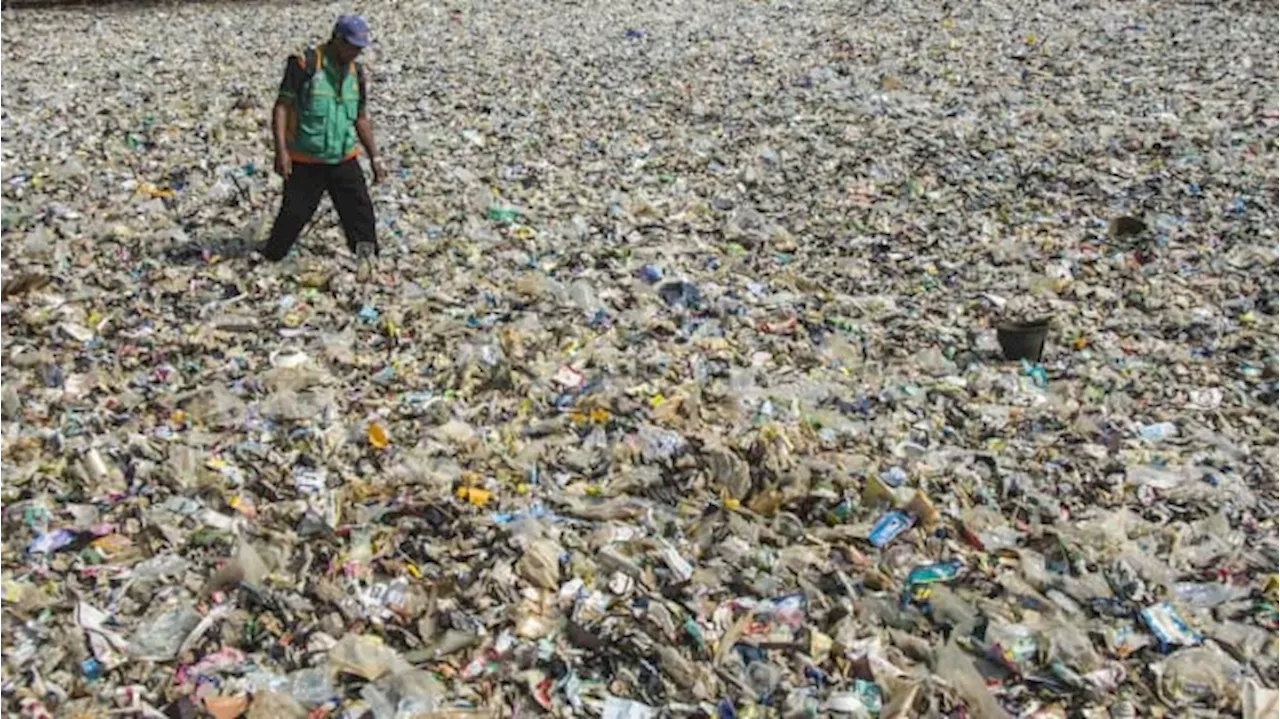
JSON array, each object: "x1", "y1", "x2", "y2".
[
  {"x1": 128, "y1": 605, "x2": 202, "y2": 661},
  {"x1": 329, "y1": 634, "x2": 410, "y2": 682},
  {"x1": 516, "y1": 538, "x2": 562, "y2": 590},
  {"x1": 361, "y1": 669, "x2": 445, "y2": 719},
  {"x1": 1154, "y1": 645, "x2": 1247, "y2": 710}
]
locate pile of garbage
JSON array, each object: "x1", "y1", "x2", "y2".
[{"x1": 2, "y1": 0, "x2": 1277, "y2": 717}]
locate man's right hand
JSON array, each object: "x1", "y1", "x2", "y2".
[{"x1": 274, "y1": 150, "x2": 292, "y2": 180}]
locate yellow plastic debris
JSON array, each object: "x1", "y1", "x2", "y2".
[
  {"x1": 455, "y1": 486, "x2": 492, "y2": 507},
  {"x1": 368, "y1": 423, "x2": 390, "y2": 449}
]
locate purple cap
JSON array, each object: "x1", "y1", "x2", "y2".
[{"x1": 334, "y1": 14, "x2": 371, "y2": 48}]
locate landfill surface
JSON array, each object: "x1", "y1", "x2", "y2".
[{"x1": 2, "y1": 0, "x2": 1278, "y2": 717}]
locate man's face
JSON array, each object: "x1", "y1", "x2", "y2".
[{"x1": 332, "y1": 38, "x2": 363, "y2": 64}]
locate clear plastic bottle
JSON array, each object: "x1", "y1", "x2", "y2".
[{"x1": 1171, "y1": 581, "x2": 1250, "y2": 608}]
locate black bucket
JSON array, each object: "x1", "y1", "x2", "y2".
[
  {"x1": 1109, "y1": 215, "x2": 1147, "y2": 239},
  {"x1": 996, "y1": 319, "x2": 1051, "y2": 362}
]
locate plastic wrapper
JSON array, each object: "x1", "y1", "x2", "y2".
[
  {"x1": 286, "y1": 667, "x2": 338, "y2": 708},
  {"x1": 329, "y1": 634, "x2": 410, "y2": 682},
  {"x1": 602, "y1": 697, "x2": 657, "y2": 719},
  {"x1": 1244, "y1": 680, "x2": 1280, "y2": 719},
  {"x1": 244, "y1": 691, "x2": 307, "y2": 719},
  {"x1": 936, "y1": 640, "x2": 1012, "y2": 719},
  {"x1": 516, "y1": 538, "x2": 563, "y2": 591},
  {"x1": 127, "y1": 605, "x2": 203, "y2": 662}
]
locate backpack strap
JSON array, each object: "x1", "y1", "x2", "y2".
[
  {"x1": 296, "y1": 46, "x2": 320, "y2": 77},
  {"x1": 295, "y1": 46, "x2": 321, "y2": 108}
]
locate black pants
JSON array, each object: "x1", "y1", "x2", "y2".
[{"x1": 262, "y1": 158, "x2": 376, "y2": 261}]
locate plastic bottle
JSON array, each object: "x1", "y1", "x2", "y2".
[
  {"x1": 1139, "y1": 421, "x2": 1179, "y2": 441},
  {"x1": 1171, "y1": 581, "x2": 1250, "y2": 608}
]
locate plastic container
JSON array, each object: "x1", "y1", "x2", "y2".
[
  {"x1": 1109, "y1": 216, "x2": 1148, "y2": 239},
  {"x1": 996, "y1": 319, "x2": 1051, "y2": 362}
]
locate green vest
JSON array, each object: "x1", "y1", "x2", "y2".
[{"x1": 288, "y1": 46, "x2": 361, "y2": 164}]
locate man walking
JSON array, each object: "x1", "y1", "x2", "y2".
[{"x1": 264, "y1": 14, "x2": 386, "y2": 268}]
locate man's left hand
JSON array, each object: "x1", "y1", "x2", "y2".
[{"x1": 371, "y1": 157, "x2": 387, "y2": 185}]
